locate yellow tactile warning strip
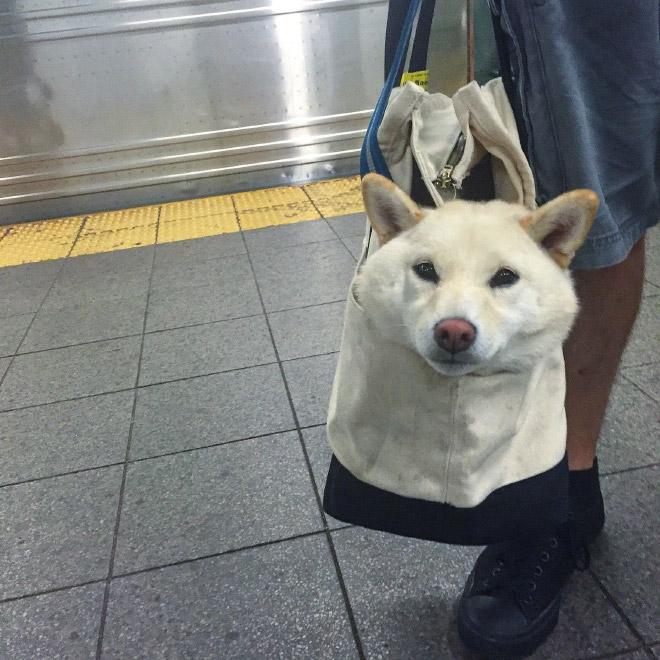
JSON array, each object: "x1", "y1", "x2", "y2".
[
  {"x1": 158, "y1": 194, "x2": 240, "y2": 244},
  {"x1": 0, "y1": 217, "x2": 84, "y2": 265},
  {"x1": 158, "y1": 213, "x2": 240, "y2": 244},
  {"x1": 303, "y1": 177, "x2": 364, "y2": 217},
  {"x1": 70, "y1": 205, "x2": 160, "y2": 257},
  {"x1": 0, "y1": 175, "x2": 363, "y2": 268},
  {"x1": 233, "y1": 186, "x2": 320, "y2": 230}
]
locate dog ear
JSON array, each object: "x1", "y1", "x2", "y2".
[
  {"x1": 520, "y1": 190, "x2": 599, "y2": 268},
  {"x1": 362, "y1": 173, "x2": 424, "y2": 245}
]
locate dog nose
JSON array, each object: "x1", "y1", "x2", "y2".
[{"x1": 434, "y1": 318, "x2": 477, "y2": 354}]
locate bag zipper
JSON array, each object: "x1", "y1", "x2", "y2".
[{"x1": 433, "y1": 133, "x2": 466, "y2": 192}]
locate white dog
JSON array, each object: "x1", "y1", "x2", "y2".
[
  {"x1": 324, "y1": 172, "x2": 600, "y2": 514},
  {"x1": 356, "y1": 173, "x2": 599, "y2": 376}
]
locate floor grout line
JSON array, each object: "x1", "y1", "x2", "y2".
[
  {"x1": 0, "y1": 578, "x2": 108, "y2": 606},
  {"x1": 0, "y1": 423, "x2": 329, "y2": 490},
  {"x1": 586, "y1": 569, "x2": 652, "y2": 655},
  {"x1": 0, "y1": 360, "x2": 272, "y2": 414},
  {"x1": 0, "y1": 527, "x2": 359, "y2": 606},
  {"x1": 110, "y1": 529, "x2": 333, "y2": 580},
  {"x1": 94, "y1": 206, "x2": 161, "y2": 660},
  {"x1": 5, "y1": 297, "x2": 348, "y2": 360},
  {"x1": 620, "y1": 370, "x2": 660, "y2": 406},
  {"x1": 65, "y1": 215, "x2": 90, "y2": 258},
  {"x1": 10, "y1": 332, "x2": 145, "y2": 358},
  {"x1": 600, "y1": 461, "x2": 660, "y2": 478},
  {"x1": 1, "y1": 350, "x2": 339, "y2": 414},
  {"x1": 0, "y1": 259, "x2": 69, "y2": 391},
  {"x1": 578, "y1": 646, "x2": 657, "y2": 660},
  {"x1": 302, "y1": 187, "x2": 361, "y2": 263},
  {"x1": 235, "y1": 199, "x2": 367, "y2": 660}
]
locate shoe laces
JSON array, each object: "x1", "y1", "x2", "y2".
[{"x1": 476, "y1": 520, "x2": 590, "y2": 616}]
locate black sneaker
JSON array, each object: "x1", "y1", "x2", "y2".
[{"x1": 456, "y1": 461, "x2": 604, "y2": 659}]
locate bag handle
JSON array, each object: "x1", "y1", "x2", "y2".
[{"x1": 360, "y1": 0, "x2": 426, "y2": 179}]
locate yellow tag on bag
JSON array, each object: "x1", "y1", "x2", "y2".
[{"x1": 400, "y1": 70, "x2": 429, "y2": 90}]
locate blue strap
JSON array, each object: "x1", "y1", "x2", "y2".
[{"x1": 360, "y1": 0, "x2": 425, "y2": 179}]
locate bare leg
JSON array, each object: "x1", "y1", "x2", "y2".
[{"x1": 564, "y1": 236, "x2": 646, "y2": 470}]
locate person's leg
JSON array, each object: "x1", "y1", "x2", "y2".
[
  {"x1": 456, "y1": 237, "x2": 647, "y2": 658},
  {"x1": 458, "y1": 0, "x2": 658, "y2": 655},
  {"x1": 564, "y1": 236, "x2": 646, "y2": 471}
]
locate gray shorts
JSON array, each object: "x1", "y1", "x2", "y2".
[{"x1": 490, "y1": 0, "x2": 660, "y2": 269}]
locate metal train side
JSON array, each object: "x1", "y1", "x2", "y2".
[{"x1": 0, "y1": 0, "x2": 468, "y2": 224}]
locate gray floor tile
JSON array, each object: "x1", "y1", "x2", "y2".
[
  {"x1": 244, "y1": 219, "x2": 337, "y2": 253},
  {"x1": 0, "y1": 336, "x2": 142, "y2": 411},
  {"x1": 332, "y1": 526, "x2": 480, "y2": 660},
  {"x1": 0, "y1": 259, "x2": 62, "y2": 286},
  {"x1": 1, "y1": 284, "x2": 50, "y2": 318},
  {"x1": 601, "y1": 651, "x2": 656, "y2": 660},
  {"x1": 151, "y1": 253, "x2": 253, "y2": 294},
  {"x1": 623, "y1": 362, "x2": 660, "y2": 404},
  {"x1": 251, "y1": 239, "x2": 354, "y2": 279},
  {"x1": 153, "y1": 233, "x2": 246, "y2": 268},
  {"x1": 0, "y1": 312, "x2": 33, "y2": 356},
  {"x1": 597, "y1": 375, "x2": 660, "y2": 474},
  {"x1": 252, "y1": 240, "x2": 355, "y2": 312},
  {"x1": 0, "y1": 391, "x2": 134, "y2": 485},
  {"x1": 342, "y1": 235, "x2": 365, "y2": 260},
  {"x1": 646, "y1": 234, "x2": 660, "y2": 288},
  {"x1": 42, "y1": 269, "x2": 150, "y2": 312},
  {"x1": 0, "y1": 357, "x2": 10, "y2": 380},
  {"x1": 114, "y1": 433, "x2": 322, "y2": 573},
  {"x1": 283, "y1": 352, "x2": 338, "y2": 427},
  {"x1": 268, "y1": 301, "x2": 346, "y2": 361},
  {"x1": 130, "y1": 364, "x2": 294, "y2": 459},
  {"x1": 524, "y1": 573, "x2": 638, "y2": 660},
  {"x1": 621, "y1": 296, "x2": 660, "y2": 368},
  {"x1": 626, "y1": 651, "x2": 659, "y2": 660},
  {"x1": 592, "y1": 466, "x2": 660, "y2": 643},
  {"x1": 0, "y1": 466, "x2": 122, "y2": 599},
  {"x1": 57, "y1": 246, "x2": 153, "y2": 281},
  {"x1": 0, "y1": 583, "x2": 105, "y2": 660},
  {"x1": 139, "y1": 315, "x2": 275, "y2": 386},
  {"x1": 647, "y1": 223, "x2": 660, "y2": 247},
  {"x1": 20, "y1": 296, "x2": 146, "y2": 353},
  {"x1": 146, "y1": 279, "x2": 262, "y2": 332},
  {"x1": 646, "y1": 281, "x2": 660, "y2": 297},
  {"x1": 643, "y1": 280, "x2": 659, "y2": 297},
  {"x1": 326, "y1": 212, "x2": 367, "y2": 238},
  {"x1": 102, "y1": 536, "x2": 359, "y2": 660},
  {"x1": 301, "y1": 425, "x2": 346, "y2": 531}
]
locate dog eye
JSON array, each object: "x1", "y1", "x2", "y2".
[
  {"x1": 413, "y1": 261, "x2": 439, "y2": 283},
  {"x1": 489, "y1": 268, "x2": 520, "y2": 288}
]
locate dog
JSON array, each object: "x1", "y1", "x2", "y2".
[
  {"x1": 323, "y1": 172, "x2": 600, "y2": 535},
  {"x1": 356, "y1": 172, "x2": 599, "y2": 376}
]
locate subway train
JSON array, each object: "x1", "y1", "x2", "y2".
[{"x1": 0, "y1": 0, "x2": 472, "y2": 225}]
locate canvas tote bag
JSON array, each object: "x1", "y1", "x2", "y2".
[{"x1": 322, "y1": 0, "x2": 569, "y2": 545}]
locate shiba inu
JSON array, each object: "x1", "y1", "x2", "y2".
[
  {"x1": 356, "y1": 173, "x2": 598, "y2": 377},
  {"x1": 323, "y1": 173, "x2": 599, "y2": 544}
]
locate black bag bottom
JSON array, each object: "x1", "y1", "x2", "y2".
[{"x1": 323, "y1": 453, "x2": 569, "y2": 545}]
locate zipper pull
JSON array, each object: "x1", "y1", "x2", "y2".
[
  {"x1": 432, "y1": 133, "x2": 466, "y2": 194},
  {"x1": 437, "y1": 164, "x2": 455, "y2": 189}
]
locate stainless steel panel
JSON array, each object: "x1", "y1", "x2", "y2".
[
  {"x1": 0, "y1": 0, "x2": 468, "y2": 224},
  {"x1": 428, "y1": 0, "x2": 470, "y2": 95}
]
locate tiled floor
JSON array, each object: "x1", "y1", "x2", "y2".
[{"x1": 0, "y1": 215, "x2": 659, "y2": 660}]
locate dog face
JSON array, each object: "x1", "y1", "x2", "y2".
[{"x1": 355, "y1": 174, "x2": 598, "y2": 376}]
